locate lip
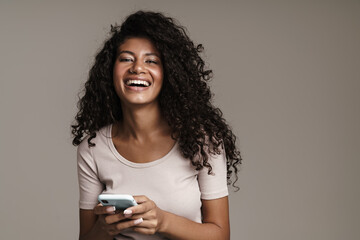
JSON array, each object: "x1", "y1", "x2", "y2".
[
  {"x1": 125, "y1": 85, "x2": 150, "y2": 92},
  {"x1": 123, "y1": 76, "x2": 152, "y2": 91},
  {"x1": 123, "y1": 76, "x2": 152, "y2": 86}
]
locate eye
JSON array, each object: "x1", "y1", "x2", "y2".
[
  {"x1": 119, "y1": 58, "x2": 133, "y2": 62},
  {"x1": 146, "y1": 59, "x2": 158, "y2": 64}
]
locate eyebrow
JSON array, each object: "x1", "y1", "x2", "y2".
[{"x1": 118, "y1": 50, "x2": 160, "y2": 58}]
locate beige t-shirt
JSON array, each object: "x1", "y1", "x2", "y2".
[{"x1": 77, "y1": 124, "x2": 228, "y2": 239}]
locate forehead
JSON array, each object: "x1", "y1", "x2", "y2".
[{"x1": 118, "y1": 37, "x2": 160, "y2": 55}]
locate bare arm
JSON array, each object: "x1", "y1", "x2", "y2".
[
  {"x1": 158, "y1": 196, "x2": 230, "y2": 240},
  {"x1": 123, "y1": 195, "x2": 230, "y2": 240},
  {"x1": 79, "y1": 196, "x2": 230, "y2": 240},
  {"x1": 79, "y1": 208, "x2": 113, "y2": 240}
]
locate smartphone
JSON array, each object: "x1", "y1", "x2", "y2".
[{"x1": 98, "y1": 194, "x2": 138, "y2": 210}]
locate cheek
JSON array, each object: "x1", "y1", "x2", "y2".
[
  {"x1": 113, "y1": 62, "x2": 128, "y2": 76},
  {"x1": 151, "y1": 67, "x2": 164, "y2": 84},
  {"x1": 113, "y1": 66, "x2": 126, "y2": 84},
  {"x1": 112, "y1": 71, "x2": 124, "y2": 96}
]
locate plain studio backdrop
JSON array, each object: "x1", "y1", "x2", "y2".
[{"x1": 0, "y1": 0, "x2": 359, "y2": 239}]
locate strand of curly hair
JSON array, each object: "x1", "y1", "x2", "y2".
[{"x1": 71, "y1": 11, "x2": 242, "y2": 189}]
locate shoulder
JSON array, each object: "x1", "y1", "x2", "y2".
[
  {"x1": 77, "y1": 124, "x2": 111, "y2": 161},
  {"x1": 77, "y1": 125, "x2": 111, "y2": 150}
]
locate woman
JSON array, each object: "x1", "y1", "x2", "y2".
[{"x1": 72, "y1": 11, "x2": 241, "y2": 240}]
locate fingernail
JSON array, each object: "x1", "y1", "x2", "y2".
[
  {"x1": 123, "y1": 209, "x2": 132, "y2": 215},
  {"x1": 107, "y1": 206, "x2": 116, "y2": 212},
  {"x1": 134, "y1": 218, "x2": 143, "y2": 225}
]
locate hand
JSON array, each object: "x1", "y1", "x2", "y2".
[
  {"x1": 122, "y1": 195, "x2": 165, "y2": 235},
  {"x1": 93, "y1": 203, "x2": 143, "y2": 236}
]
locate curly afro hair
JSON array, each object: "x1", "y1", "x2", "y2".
[{"x1": 71, "y1": 10, "x2": 242, "y2": 188}]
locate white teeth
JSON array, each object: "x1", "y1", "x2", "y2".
[{"x1": 125, "y1": 79, "x2": 150, "y2": 87}]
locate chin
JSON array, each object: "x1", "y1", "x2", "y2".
[{"x1": 123, "y1": 98, "x2": 158, "y2": 106}]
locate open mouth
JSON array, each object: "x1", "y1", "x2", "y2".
[{"x1": 125, "y1": 79, "x2": 151, "y2": 87}]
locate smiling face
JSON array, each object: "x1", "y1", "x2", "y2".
[{"x1": 113, "y1": 37, "x2": 163, "y2": 108}]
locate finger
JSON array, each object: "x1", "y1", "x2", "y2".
[
  {"x1": 133, "y1": 227, "x2": 156, "y2": 235},
  {"x1": 125, "y1": 207, "x2": 157, "y2": 221},
  {"x1": 132, "y1": 218, "x2": 157, "y2": 229},
  {"x1": 94, "y1": 204, "x2": 116, "y2": 215},
  {"x1": 126, "y1": 197, "x2": 155, "y2": 216},
  {"x1": 104, "y1": 218, "x2": 144, "y2": 235},
  {"x1": 104, "y1": 212, "x2": 127, "y2": 224},
  {"x1": 121, "y1": 195, "x2": 148, "y2": 217},
  {"x1": 133, "y1": 195, "x2": 149, "y2": 204},
  {"x1": 124, "y1": 204, "x2": 148, "y2": 217}
]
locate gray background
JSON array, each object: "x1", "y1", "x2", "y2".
[{"x1": 1, "y1": 0, "x2": 359, "y2": 239}]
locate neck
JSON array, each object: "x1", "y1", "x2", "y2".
[{"x1": 116, "y1": 102, "x2": 170, "y2": 142}]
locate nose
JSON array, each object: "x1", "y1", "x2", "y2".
[{"x1": 129, "y1": 60, "x2": 145, "y2": 74}]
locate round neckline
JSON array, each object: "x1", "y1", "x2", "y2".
[{"x1": 107, "y1": 123, "x2": 178, "y2": 168}]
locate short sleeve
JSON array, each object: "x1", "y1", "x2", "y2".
[
  {"x1": 77, "y1": 140, "x2": 104, "y2": 209},
  {"x1": 197, "y1": 148, "x2": 229, "y2": 200}
]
